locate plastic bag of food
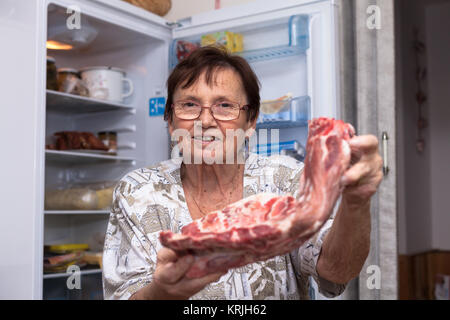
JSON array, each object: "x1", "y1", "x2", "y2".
[
  {"x1": 45, "y1": 181, "x2": 116, "y2": 210},
  {"x1": 45, "y1": 188, "x2": 98, "y2": 210}
]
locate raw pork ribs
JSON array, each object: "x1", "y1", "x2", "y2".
[{"x1": 160, "y1": 118, "x2": 355, "y2": 278}]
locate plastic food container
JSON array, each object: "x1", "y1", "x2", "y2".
[
  {"x1": 98, "y1": 131, "x2": 117, "y2": 155},
  {"x1": 57, "y1": 68, "x2": 89, "y2": 96},
  {"x1": 45, "y1": 181, "x2": 116, "y2": 210},
  {"x1": 46, "y1": 56, "x2": 58, "y2": 91}
]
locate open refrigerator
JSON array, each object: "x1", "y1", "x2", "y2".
[{"x1": 0, "y1": 0, "x2": 340, "y2": 299}]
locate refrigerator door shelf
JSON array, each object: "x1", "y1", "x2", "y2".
[
  {"x1": 169, "y1": 14, "x2": 309, "y2": 69},
  {"x1": 257, "y1": 95, "x2": 311, "y2": 129},
  {"x1": 251, "y1": 140, "x2": 306, "y2": 162}
]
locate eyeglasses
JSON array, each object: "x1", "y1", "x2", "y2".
[{"x1": 172, "y1": 100, "x2": 248, "y2": 121}]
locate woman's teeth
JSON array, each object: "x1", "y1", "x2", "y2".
[{"x1": 194, "y1": 136, "x2": 218, "y2": 142}]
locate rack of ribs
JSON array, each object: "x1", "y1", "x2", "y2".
[{"x1": 160, "y1": 117, "x2": 355, "y2": 278}]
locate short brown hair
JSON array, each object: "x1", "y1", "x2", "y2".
[{"x1": 164, "y1": 46, "x2": 260, "y2": 123}]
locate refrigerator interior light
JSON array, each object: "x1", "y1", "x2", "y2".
[{"x1": 46, "y1": 40, "x2": 73, "y2": 50}]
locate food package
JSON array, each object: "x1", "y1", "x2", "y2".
[
  {"x1": 201, "y1": 31, "x2": 244, "y2": 53},
  {"x1": 46, "y1": 131, "x2": 108, "y2": 151},
  {"x1": 82, "y1": 252, "x2": 103, "y2": 269},
  {"x1": 45, "y1": 188, "x2": 98, "y2": 210},
  {"x1": 45, "y1": 181, "x2": 116, "y2": 211},
  {"x1": 44, "y1": 251, "x2": 86, "y2": 273},
  {"x1": 233, "y1": 33, "x2": 244, "y2": 52},
  {"x1": 44, "y1": 244, "x2": 90, "y2": 273},
  {"x1": 260, "y1": 93, "x2": 293, "y2": 114},
  {"x1": 176, "y1": 40, "x2": 200, "y2": 62}
]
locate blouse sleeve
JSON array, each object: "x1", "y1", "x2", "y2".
[
  {"x1": 102, "y1": 179, "x2": 162, "y2": 300},
  {"x1": 288, "y1": 163, "x2": 347, "y2": 298}
]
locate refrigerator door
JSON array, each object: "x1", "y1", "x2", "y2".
[
  {"x1": 171, "y1": 0, "x2": 340, "y2": 120},
  {"x1": 0, "y1": 0, "x2": 48, "y2": 300}
]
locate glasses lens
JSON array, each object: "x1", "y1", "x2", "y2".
[
  {"x1": 174, "y1": 101, "x2": 201, "y2": 120},
  {"x1": 211, "y1": 102, "x2": 240, "y2": 121}
]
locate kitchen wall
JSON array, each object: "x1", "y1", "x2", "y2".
[
  {"x1": 397, "y1": 0, "x2": 450, "y2": 255},
  {"x1": 164, "y1": 0, "x2": 255, "y2": 22}
]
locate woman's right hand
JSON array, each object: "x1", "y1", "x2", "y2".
[{"x1": 132, "y1": 247, "x2": 226, "y2": 300}]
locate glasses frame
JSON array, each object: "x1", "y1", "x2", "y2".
[{"x1": 172, "y1": 99, "x2": 249, "y2": 121}]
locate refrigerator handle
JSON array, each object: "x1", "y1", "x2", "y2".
[{"x1": 382, "y1": 131, "x2": 389, "y2": 176}]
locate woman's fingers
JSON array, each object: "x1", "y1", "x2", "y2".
[
  {"x1": 348, "y1": 135, "x2": 379, "y2": 152},
  {"x1": 180, "y1": 271, "x2": 226, "y2": 293},
  {"x1": 156, "y1": 254, "x2": 194, "y2": 284},
  {"x1": 157, "y1": 247, "x2": 178, "y2": 264},
  {"x1": 340, "y1": 161, "x2": 372, "y2": 187}
]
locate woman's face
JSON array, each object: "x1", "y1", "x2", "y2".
[{"x1": 168, "y1": 68, "x2": 256, "y2": 164}]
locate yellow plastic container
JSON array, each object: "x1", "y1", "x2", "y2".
[{"x1": 46, "y1": 244, "x2": 89, "y2": 254}]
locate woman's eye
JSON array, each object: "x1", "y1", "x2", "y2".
[
  {"x1": 218, "y1": 102, "x2": 233, "y2": 108},
  {"x1": 183, "y1": 102, "x2": 197, "y2": 108}
]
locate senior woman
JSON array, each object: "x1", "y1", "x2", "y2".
[{"x1": 102, "y1": 46, "x2": 383, "y2": 300}]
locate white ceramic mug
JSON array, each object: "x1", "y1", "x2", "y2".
[{"x1": 80, "y1": 66, "x2": 134, "y2": 103}]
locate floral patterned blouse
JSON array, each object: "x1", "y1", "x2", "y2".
[{"x1": 102, "y1": 153, "x2": 346, "y2": 300}]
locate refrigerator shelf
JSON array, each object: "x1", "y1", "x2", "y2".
[
  {"x1": 44, "y1": 210, "x2": 110, "y2": 215},
  {"x1": 43, "y1": 268, "x2": 102, "y2": 280},
  {"x1": 45, "y1": 150, "x2": 135, "y2": 163},
  {"x1": 46, "y1": 90, "x2": 135, "y2": 114}
]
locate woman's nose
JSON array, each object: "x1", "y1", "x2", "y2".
[{"x1": 198, "y1": 106, "x2": 217, "y2": 127}]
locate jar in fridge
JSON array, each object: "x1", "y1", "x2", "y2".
[
  {"x1": 98, "y1": 131, "x2": 117, "y2": 155},
  {"x1": 57, "y1": 68, "x2": 89, "y2": 96},
  {"x1": 46, "y1": 56, "x2": 58, "y2": 91}
]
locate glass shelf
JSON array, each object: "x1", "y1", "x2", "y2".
[
  {"x1": 45, "y1": 150, "x2": 135, "y2": 164},
  {"x1": 46, "y1": 90, "x2": 135, "y2": 114},
  {"x1": 43, "y1": 268, "x2": 102, "y2": 280},
  {"x1": 44, "y1": 210, "x2": 110, "y2": 215},
  {"x1": 256, "y1": 95, "x2": 310, "y2": 129}
]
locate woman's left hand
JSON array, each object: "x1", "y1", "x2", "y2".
[{"x1": 340, "y1": 135, "x2": 384, "y2": 208}]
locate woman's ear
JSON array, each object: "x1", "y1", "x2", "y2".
[{"x1": 245, "y1": 113, "x2": 258, "y2": 138}]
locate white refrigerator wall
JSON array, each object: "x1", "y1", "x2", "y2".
[{"x1": 0, "y1": 0, "x2": 47, "y2": 299}]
